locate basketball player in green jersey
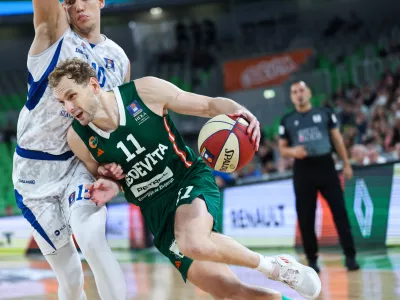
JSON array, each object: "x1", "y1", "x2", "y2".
[{"x1": 48, "y1": 58, "x2": 321, "y2": 300}]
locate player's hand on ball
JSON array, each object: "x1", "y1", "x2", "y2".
[
  {"x1": 98, "y1": 163, "x2": 125, "y2": 180},
  {"x1": 230, "y1": 110, "x2": 260, "y2": 151},
  {"x1": 293, "y1": 145, "x2": 308, "y2": 159},
  {"x1": 85, "y1": 179, "x2": 119, "y2": 206}
]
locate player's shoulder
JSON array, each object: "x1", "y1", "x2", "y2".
[
  {"x1": 103, "y1": 36, "x2": 127, "y2": 55},
  {"x1": 280, "y1": 109, "x2": 297, "y2": 124},
  {"x1": 67, "y1": 124, "x2": 81, "y2": 140},
  {"x1": 315, "y1": 106, "x2": 336, "y2": 118}
]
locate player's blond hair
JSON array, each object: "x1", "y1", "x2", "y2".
[{"x1": 49, "y1": 58, "x2": 97, "y2": 89}]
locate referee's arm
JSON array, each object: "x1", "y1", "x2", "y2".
[
  {"x1": 327, "y1": 110, "x2": 353, "y2": 179},
  {"x1": 278, "y1": 119, "x2": 307, "y2": 160}
]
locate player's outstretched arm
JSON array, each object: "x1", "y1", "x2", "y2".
[
  {"x1": 31, "y1": 0, "x2": 69, "y2": 55},
  {"x1": 67, "y1": 127, "x2": 101, "y2": 176},
  {"x1": 135, "y1": 76, "x2": 260, "y2": 149}
]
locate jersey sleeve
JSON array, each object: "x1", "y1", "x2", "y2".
[
  {"x1": 326, "y1": 107, "x2": 339, "y2": 129},
  {"x1": 279, "y1": 117, "x2": 290, "y2": 140}
]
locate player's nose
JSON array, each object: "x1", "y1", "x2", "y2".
[
  {"x1": 74, "y1": 0, "x2": 85, "y2": 12},
  {"x1": 65, "y1": 102, "x2": 75, "y2": 114}
]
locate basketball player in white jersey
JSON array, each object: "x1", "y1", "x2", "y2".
[{"x1": 12, "y1": 1, "x2": 129, "y2": 299}]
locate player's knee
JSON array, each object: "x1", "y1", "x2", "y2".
[
  {"x1": 211, "y1": 281, "x2": 242, "y2": 300},
  {"x1": 178, "y1": 238, "x2": 214, "y2": 260}
]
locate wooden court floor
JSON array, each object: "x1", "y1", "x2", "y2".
[{"x1": 1, "y1": 248, "x2": 399, "y2": 300}]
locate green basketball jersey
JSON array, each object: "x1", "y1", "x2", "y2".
[{"x1": 72, "y1": 81, "x2": 201, "y2": 207}]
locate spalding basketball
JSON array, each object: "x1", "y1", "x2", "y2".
[{"x1": 198, "y1": 114, "x2": 255, "y2": 173}]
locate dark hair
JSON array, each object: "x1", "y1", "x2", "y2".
[{"x1": 49, "y1": 58, "x2": 97, "y2": 89}]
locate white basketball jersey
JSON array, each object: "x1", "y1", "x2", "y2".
[{"x1": 17, "y1": 27, "x2": 129, "y2": 155}]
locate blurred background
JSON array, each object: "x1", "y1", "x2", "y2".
[{"x1": 1, "y1": 0, "x2": 400, "y2": 299}]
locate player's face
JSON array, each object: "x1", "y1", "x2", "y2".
[
  {"x1": 54, "y1": 76, "x2": 100, "y2": 126},
  {"x1": 290, "y1": 82, "x2": 311, "y2": 107},
  {"x1": 63, "y1": 0, "x2": 105, "y2": 35}
]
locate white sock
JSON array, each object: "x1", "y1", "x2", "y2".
[
  {"x1": 70, "y1": 205, "x2": 127, "y2": 300},
  {"x1": 255, "y1": 254, "x2": 277, "y2": 278}
]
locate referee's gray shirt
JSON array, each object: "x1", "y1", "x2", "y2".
[{"x1": 279, "y1": 107, "x2": 338, "y2": 157}]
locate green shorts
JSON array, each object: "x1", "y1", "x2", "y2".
[{"x1": 141, "y1": 161, "x2": 221, "y2": 282}]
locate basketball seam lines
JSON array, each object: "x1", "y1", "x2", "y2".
[
  {"x1": 201, "y1": 129, "x2": 231, "y2": 168},
  {"x1": 207, "y1": 120, "x2": 248, "y2": 135},
  {"x1": 214, "y1": 118, "x2": 241, "y2": 171}
]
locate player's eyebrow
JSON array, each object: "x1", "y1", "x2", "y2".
[{"x1": 63, "y1": 89, "x2": 75, "y2": 98}]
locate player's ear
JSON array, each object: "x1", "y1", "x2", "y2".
[
  {"x1": 89, "y1": 77, "x2": 101, "y2": 94},
  {"x1": 99, "y1": 0, "x2": 105, "y2": 9}
]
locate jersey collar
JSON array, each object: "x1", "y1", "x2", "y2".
[{"x1": 88, "y1": 88, "x2": 126, "y2": 139}]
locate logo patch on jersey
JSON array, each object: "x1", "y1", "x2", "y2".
[
  {"x1": 60, "y1": 110, "x2": 73, "y2": 119},
  {"x1": 127, "y1": 101, "x2": 143, "y2": 117},
  {"x1": 104, "y1": 58, "x2": 115, "y2": 71},
  {"x1": 75, "y1": 42, "x2": 89, "y2": 59},
  {"x1": 89, "y1": 136, "x2": 98, "y2": 148},
  {"x1": 68, "y1": 192, "x2": 76, "y2": 206},
  {"x1": 131, "y1": 166, "x2": 174, "y2": 198},
  {"x1": 169, "y1": 240, "x2": 184, "y2": 259},
  {"x1": 313, "y1": 114, "x2": 322, "y2": 123},
  {"x1": 97, "y1": 148, "x2": 104, "y2": 157},
  {"x1": 127, "y1": 100, "x2": 150, "y2": 125},
  {"x1": 200, "y1": 147, "x2": 215, "y2": 164}
]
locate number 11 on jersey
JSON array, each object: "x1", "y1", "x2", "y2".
[{"x1": 117, "y1": 134, "x2": 146, "y2": 162}]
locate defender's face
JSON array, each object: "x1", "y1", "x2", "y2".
[
  {"x1": 54, "y1": 76, "x2": 99, "y2": 126},
  {"x1": 63, "y1": 0, "x2": 104, "y2": 35},
  {"x1": 290, "y1": 82, "x2": 311, "y2": 107}
]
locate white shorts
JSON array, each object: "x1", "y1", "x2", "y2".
[{"x1": 13, "y1": 152, "x2": 97, "y2": 255}]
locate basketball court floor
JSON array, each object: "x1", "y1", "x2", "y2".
[{"x1": 1, "y1": 248, "x2": 399, "y2": 300}]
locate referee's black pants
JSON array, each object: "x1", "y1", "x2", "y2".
[{"x1": 293, "y1": 155, "x2": 356, "y2": 262}]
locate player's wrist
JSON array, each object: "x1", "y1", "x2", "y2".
[{"x1": 343, "y1": 160, "x2": 351, "y2": 167}]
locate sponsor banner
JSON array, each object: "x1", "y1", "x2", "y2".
[
  {"x1": 223, "y1": 179, "x2": 298, "y2": 247},
  {"x1": 0, "y1": 215, "x2": 31, "y2": 252},
  {"x1": 223, "y1": 48, "x2": 313, "y2": 92},
  {"x1": 106, "y1": 203, "x2": 130, "y2": 250},
  {"x1": 386, "y1": 163, "x2": 400, "y2": 246},
  {"x1": 223, "y1": 163, "x2": 400, "y2": 248},
  {"x1": 344, "y1": 164, "x2": 393, "y2": 248}
]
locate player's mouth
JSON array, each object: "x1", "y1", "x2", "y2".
[
  {"x1": 77, "y1": 14, "x2": 89, "y2": 22},
  {"x1": 75, "y1": 112, "x2": 84, "y2": 119}
]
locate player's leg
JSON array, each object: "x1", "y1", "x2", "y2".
[
  {"x1": 45, "y1": 239, "x2": 87, "y2": 300},
  {"x1": 66, "y1": 161, "x2": 127, "y2": 300},
  {"x1": 155, "y1": 199, "x2": 283, "y2": 300},
  {"x1": 318, "y1": 173, "x2": 359, "y2": 270},
  {"x1": 187, "y1": 260, "x2": 282, "y2": 300},
  {"x1": 14, "y1": 190, "x2": 86, "y2": 300},
  {"x1": 175, "y1": 198, "x2": 321, "y2": 299},
  {"x1": 293, "y1": 175, "x2": 319, "y2": 269}
]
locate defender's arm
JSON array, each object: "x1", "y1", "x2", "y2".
[{"x1": 30, "y1": 0, "x2": 69, "y2": 55}]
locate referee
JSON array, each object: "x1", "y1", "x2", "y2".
[{"x1": 278, "y1": 81, "x2": 360, "y2": 273}]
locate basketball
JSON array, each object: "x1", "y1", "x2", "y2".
[{"x1": 198, "y1": 114, "x2": 255, "y2": 173}]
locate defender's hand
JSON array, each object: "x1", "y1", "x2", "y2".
[
  {"x1": 84, "y1": 179, "x2": 120, "y2": 206},
  {"x1": 98, "y1": 163, "x2": 125, "y2": 180},
  {"x1": 229, "y1": 110, "x2": 260, "y2": 151}
]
